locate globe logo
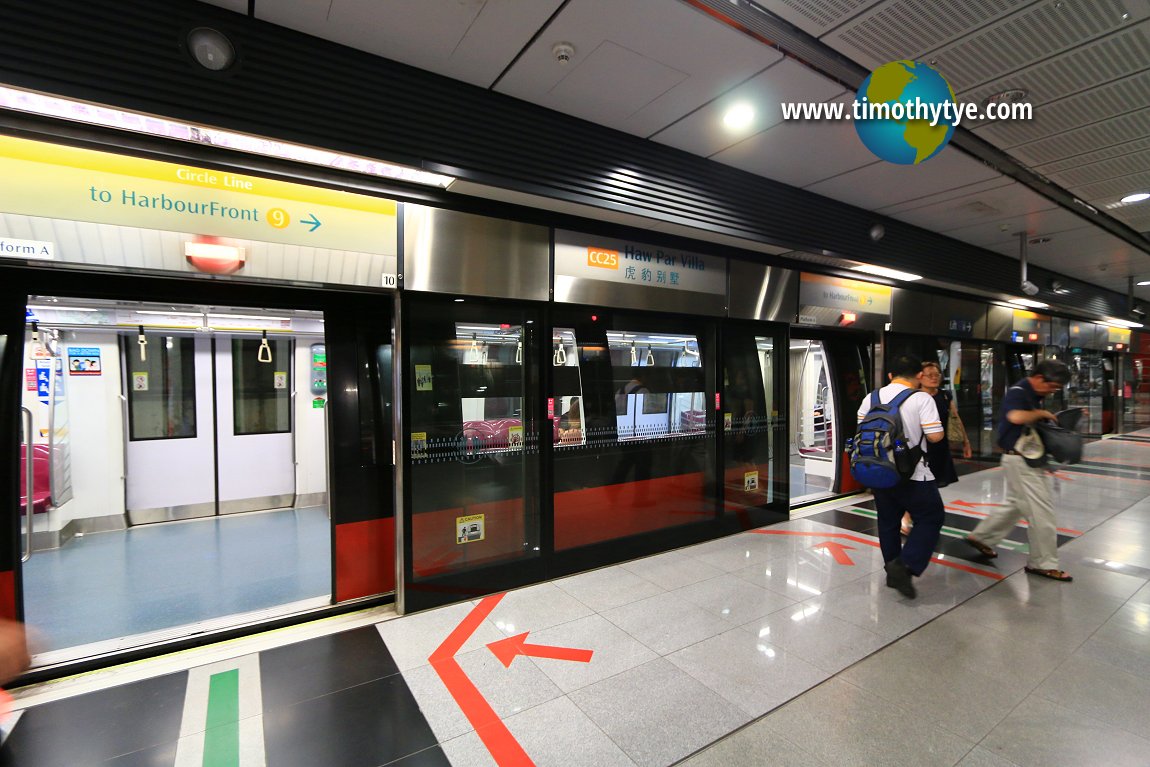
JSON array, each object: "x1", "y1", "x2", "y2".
[{"x1": 854, "y1": 60, "x2": 957, "y2": 165}]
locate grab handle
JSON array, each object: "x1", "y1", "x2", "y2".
[
  {"x1": 258, "y1": 330, "x2": 272, "y2": 363},
  {"x1": 21, "y1": 407, "x2": 33, "y2": 563}
]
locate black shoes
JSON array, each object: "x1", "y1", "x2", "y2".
[{"x1": 884, "y1": 558, "x2": 917, "y2": 599}]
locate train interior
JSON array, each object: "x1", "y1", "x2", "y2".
[{"x1": 19, "y1": 296, "x2": 330, "y2": 667}]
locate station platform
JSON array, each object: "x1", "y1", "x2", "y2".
[{"x1": 5, "y1": 431, "x2": 1150, "y2": 766}]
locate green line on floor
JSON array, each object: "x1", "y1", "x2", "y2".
[
  {"x1": 203, "y1": 669, "x2": 240, "y2": 767},
  {"x1": 846, "y1": 507, "x2": 1029, "y2": 553}
]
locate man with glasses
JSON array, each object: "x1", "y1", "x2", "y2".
[{"x1": 964, "y1": 359, "x2": 1074, "y2": 581}]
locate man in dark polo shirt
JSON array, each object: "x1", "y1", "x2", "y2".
[{"x1": 964, "y1": 359, "x2": 1074, "y2": 581}]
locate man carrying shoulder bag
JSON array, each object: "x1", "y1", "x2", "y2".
[{"x1": 965, "y1": 359, "x2": 1075, "y2": 581}]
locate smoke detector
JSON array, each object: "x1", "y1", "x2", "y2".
[
  {"x1": 983, "y1": 89, "x2": 1028, "y2": 110},
  {"x1": 552, "y1": 42, "x2": 575, "y2": 65}
]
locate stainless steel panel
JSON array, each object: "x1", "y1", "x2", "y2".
[
  {"x1": 557, "y1": 279, "x2": 726, "y2": 316},
  {"x1": 930, "y1": 296, "x2": 988, "y2": 338},
  {"x1": 728, "y1": 262, "x2": 798, "y2": 322},
  {"x1": 1091, "y1": 323, "x2": 1110, "y2": 349},
  {"x1": 127, "y1": 500, "x2": 216, "y2": 525},
  {"x1": 219, "y1": 494, "x2": 296, "y2": 515},
  {"x1": 403, "y1": 204, "x2": 549, "y2": 301},
  {"x1": 1051, "y1": 317, "x2": 1070, "y2": 347},
  {"x1": 889, "y1": 288, "x2": 932, "y2": 333},
  {"x1": 986, "y1": 305, "x2": 1013, "y2": 341},
  {"x1": 295, "y1": 492, "x2": 328, "y2": 508}
]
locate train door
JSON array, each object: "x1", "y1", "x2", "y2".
[
  {"x1": 17, "y1": 297, "x2": 333, "y2": 666},
  {"x1": 721, "y1": 322, "x2": 788, "y2": 527},
  {"x1": 549, "y1": 310, "x2": 717, "y2": 555},
  {"x1": 400, "y1": 296, "x2": 544, "y2": 613},
  {"x1": 124, "y1": 332, "x2": 297, "y2": 523},
  {"x1": 789, "y1": 330, "x2": 871, "y2": 507}
]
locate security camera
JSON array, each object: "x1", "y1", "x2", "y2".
[
  {"x1": 869, "y1": 224, "x2": 885, "y2": 242},
  {"x1": 1021, "y1": 280, "x2": 1040, "y2": 296},
  {"x1": 552, "y1": 42, "x2": 575, "y2": 64}
]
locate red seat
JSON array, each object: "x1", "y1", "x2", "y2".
[{"x1": 19, "y1": 445, "x2": 51, "y2": 515}]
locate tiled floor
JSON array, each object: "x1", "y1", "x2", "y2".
[{"x1": 8, "y1": 431, "x2": 1150, "y2": 766}]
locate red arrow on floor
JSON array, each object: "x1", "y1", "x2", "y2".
[
  {"x1": 811, "y1": 541, "x2": 856, "y2": 565},
  {"x1": 487, "y1": 632, "x2": 594, "y2": 668},
  {"x1": 950, "y1": 500, "x2": 1004, "y2": 508}
]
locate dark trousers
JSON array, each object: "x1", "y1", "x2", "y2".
[{"x1": 872, "y1": 479, "x2": 945, "y2": 576}]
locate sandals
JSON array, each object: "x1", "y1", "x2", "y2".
[
  {"x1": 963, "y1": 536, "x2": 998, "y2": 559},
  {"x1": 1025, "y1": 567, "x2": 1073, "y2": 582}
]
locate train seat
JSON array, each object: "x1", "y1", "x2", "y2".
[{"x1": 19, "y1": 444, "x2": 51, "y2": 515}]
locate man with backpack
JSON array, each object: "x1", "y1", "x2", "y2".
[{"x1": 851, "y1": 353, "x2": 946, "y2": 598}]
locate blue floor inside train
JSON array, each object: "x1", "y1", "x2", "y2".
[
  {"x1": 789, "y1": 464, "x2": 832, "y2": 500},
  {"x1": 22, "y1": 506, "x2": 331, "y2": 653}
]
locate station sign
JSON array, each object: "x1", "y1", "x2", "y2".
[
  {"x1": 799, "y1": 273, "x2": 892, "y2": 316},
  {"x1": 554, "y1": 230, "x2": 726, "y2": 296},
  {"x1": 0, "y1": 135, "x2": 398, "y2": 269}
]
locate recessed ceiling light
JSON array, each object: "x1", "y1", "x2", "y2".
[
  {"x1": 722, "y1": 103, "x2": 755, "y2": 131},
  {"x1": 1121, "y1": 192, "x2": 1150, "y2": 203},
  {"x1": 1107, "y1": 318, "x2": 1143, "y2": 329},
  {"x1": 982, "y1": 89, "x2": 1028, "y2": 110},
  {"x1": 1007, "y1": 298, "x2": 1048, "y2": 309},
  {"x1": 1138, "y1": 280, "x2": 1150, "y2": 286},
  {"x1": 1027, "y1": 237, "x2": 1051, "y2": 245}
]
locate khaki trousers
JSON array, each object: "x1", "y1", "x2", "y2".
[{"x1": 970, "y1": 454, "x2": 1060, "y2": 570}]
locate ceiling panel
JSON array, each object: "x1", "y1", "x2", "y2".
[
  {"x1": 884, "y1": 183, "x2": 1062, "y2": 234},
  {"x1": 259, "y1": 0, "x2": 566, "y2": 88},
  {"x1": 757, "y1": 0, "x2": 884, "y2": 37},
  {"x1": 960, "y1": 23, "x2": 1150, "y2": 124},
  {"x1": 939, "y1": 208, "x2": 1093, "y2": 248},
  {"x1": 650, "y1": 58, "x2": 841, "y2": 158},
  {"x1": 1010, "y1": 107, "x2": 1150, "y2": 168},
  {"x1": 198, "y1": 0, "x2": 246, "y2": 12},
  {"x1": 710, "y1": 93, "x2": 876, "y2": 187},
  {"x1": 802, "y1": 148, "x2": 1001, "y2": 208},
  {"x1": 917, "y1": 0, "x2": 1137, "y2": 92},
  {"x1": 1048, "y1": 148, "x2": 1150, "y2": 190},
  {"x1": 821, "y1": 0, "x2": 1030, "y2": 71},
  {"x1": 974, "y1": 67, "x2": 1150, "y2": 150},
  {"x1": 876, "y1": 177, "x2": 1014, "y2": 216},
  {"x1": 1069, "y1": 170, "x2": 1150, "y2": 203},
  {"x1": 1034, "y1": 136, "x2": 1150, "y2": 177},
  {"x1": 494, "y1": 0, "x2": 772, "y2": 137}
]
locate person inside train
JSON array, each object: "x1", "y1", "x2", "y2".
[
  {"x1": 901, "y1": 360, "x2": 972, "y2": 536},
  {"x1": 558, "y1": 396, "x2": 583, "y2": 444}
]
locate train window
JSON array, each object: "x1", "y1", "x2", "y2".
[
  {"x1": 608, "y1": 331, "x2": 704, "y2": 440},
  {"x1": 127, "y1": 335, "x2": 197, "y2": 441},
  {"x1": 457, "y1": 323, "x2": 524, "y2": 452},
  {"x1": 553, "y1": 328, "x2": 585, "y2": 447},
  {"x1": 232, "y1": 338, "x2": 292, "y2": 435}
]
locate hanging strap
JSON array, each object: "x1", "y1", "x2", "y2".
[{"x1": 258, "y1": 330, "x2": 272, "y2": 363}]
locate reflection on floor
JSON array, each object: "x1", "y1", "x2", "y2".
[
  {"x1": 9, "y1": 431, "x2": 1150, "y2": 766},
  {"x1": 23, "y1": 506, "x2": 331, "y2": 654}
]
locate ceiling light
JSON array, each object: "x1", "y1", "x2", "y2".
[
  {"x1": 1121, "y1": 192, "x2": 1150, "y2": 204},
  {"x1": 0, "y1": 85, "x2": 455, "y2": 188},
  {"x1": 1106, "y1": 318, "x2": 1143, "y2": 328},
  {"x1": 1007, "y1": 298, "x2": 1048, "y2": 309},
  {"x1": 1027, "y1": 237, "x2": 1051, "y2": 245},
  {"x1": 982, "y1": 89, "x2": 1028, "y2": 110},
  {"x1": 1138, "y1": 280, "x2": 1150, "y2": 286},
  {"x1": 722, "y1": 103, "x2": 755, "y2": 130},
  {"x1": 852, "y1": 264, "x2": 922, "y2": 281}
]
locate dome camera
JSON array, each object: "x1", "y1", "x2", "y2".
[
  {"x1": 869, "y1": 224, "x2": 885, "y2": 242},
  {"x1": 1020, "y1": 280, "x2": 1040, "y2": 296}
]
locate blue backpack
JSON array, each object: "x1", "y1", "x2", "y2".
[{"x1": 845, "y1": 389, "x2": 924, "y2": 489}]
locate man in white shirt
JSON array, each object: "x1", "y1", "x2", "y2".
[{"x1": 855, "y1": 353, "x2": 946, "y2": 598}]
